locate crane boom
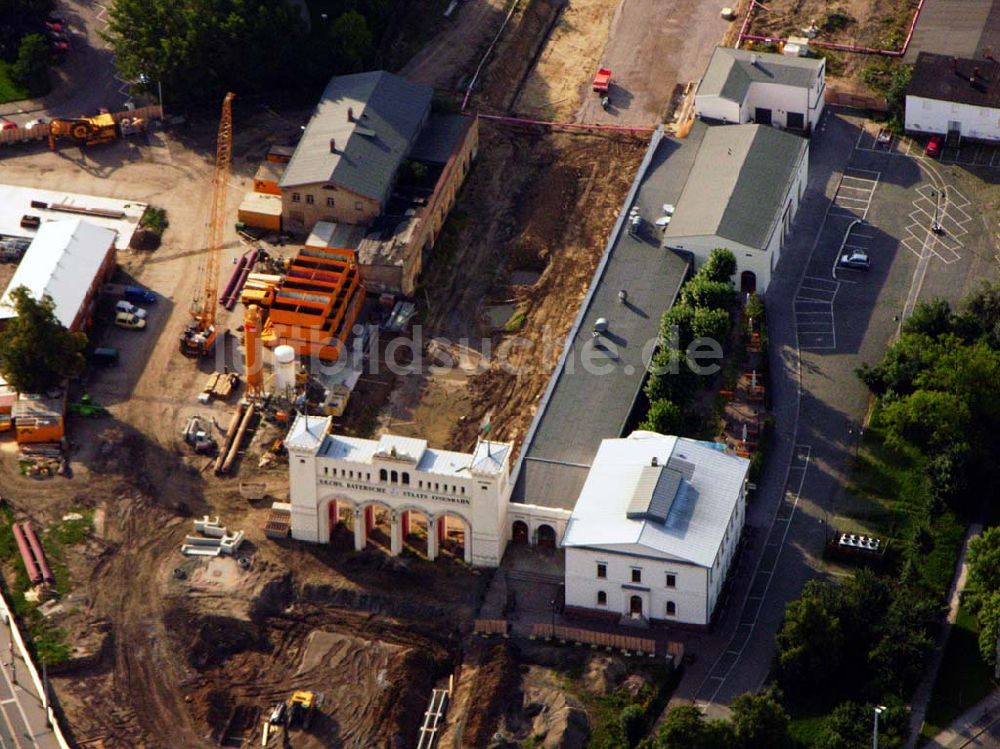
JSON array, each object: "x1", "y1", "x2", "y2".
[{"x1": 181, "y1": 92, "x2": 235, "y2": 356}]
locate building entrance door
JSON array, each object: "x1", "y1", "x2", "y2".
[{"x1": 629, "y1": 595, "x2": 643, "y2": 617}]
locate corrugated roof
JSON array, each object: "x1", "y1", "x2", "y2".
[
  {"x1": 626, "y1": 465, "x2": 683, "y2": 523},
  {"x1": 561, "y1": 432, "x2": 749, "y2": 567},
  {"x1": 305, "y1": 221, "x2": 366, "y2": 250},
  {"x1": 698, "y1": 47, "x2": 823, "y2": 103},
  {"x1": 280, "y1": 71, "x2": 433, "y2": 200},
  {"x1": 664, "y1": 124, "x2": 807, "y2": 250},
  {"x1": 0, "y1": 219, "x2": 116, "y2": 328}
]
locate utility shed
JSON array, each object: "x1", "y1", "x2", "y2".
[
  {"x1": 905, "y1": 52, "x2": 1000, "y2": 142},
  {"x1": 238, "y1": 192, "x2": 283, "y2": 232},
  {"x1": 0, "y1": 219, "x2": 117, "y2": 331},
  {"x1": 695, "y1": 47, "x2": 826, "y2": 131},
  {"x1": 662, "y1": 124, "x2": 808, "y2": 294},
  {"x1": 13, "y1": 392, "x2": 66, "y2": 444}
]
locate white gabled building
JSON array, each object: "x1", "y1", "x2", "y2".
[
  {"x1": 286, "y1": 415, "x2": 513, "y2": 565},
  {"x1": 662, "y1": 123, "x2": 808, "y2": 295},
  {"x1": 905, "y1": 52, "x2": 1000, "y2": 143},
  {"x1": 562, "y1": 432, "x2": 749, "y2": 626},
  {"x1": 695, "y1": 47, "x2": 826, "y2": 132}
]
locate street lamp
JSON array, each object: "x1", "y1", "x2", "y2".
[
  {"x1": 872, "y1": 705, "x2": 886, "y2": 749},
  {"x1": 849, "y1": 426, "x2": 864, "y2": 460}
]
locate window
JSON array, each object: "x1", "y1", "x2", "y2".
[
  {"x1": 419, "y1": 480, "x2": 423, "y2": 489},
  {"x1": 306, "y1": 194, "x2": 315, "y2": 205},
  {"x1": 379, "y1": 469, "x2": 387, "y2": 482},
  {"x1": 597, "y1": 563, "x2": 607, "y2": 579},
  {"x1": 597, "y1": 591, "x2": 607, "y2": 606},
  {"x1": 460, "y1": 487, "x2": 465, "y2": 494},
  {"x1": 323, "y1": 466, "x2": 328, "y2": 475},
  {"x1": 402, "y1": 472, "x2": 410, "y2": 485},
  {"x1": 666, "y1": 601, "x2": 677, "y2": 617},
  {"x1": 666, "y1": 573, "x2": 676, "y2": 588},
  {"x1": 355, "y1": 201, "x2": 363, "y2": 210},
  {"x1": 631, "y1": 568, "x2": 642, "y2": 584},
  {"x1": 291, "y1": 192, "x2": 301, "y2": 203},
  {"x1": 366, "y1": 473, "x2": 371, "y2": 481},
  {"x1": 326, "y1": 197, "x2": 335, "y2": 207},
  {"x1": 391, "y1": 470, "x2": 398, "y2": 483}
]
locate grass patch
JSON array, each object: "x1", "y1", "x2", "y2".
[
  {"x1": 922, "y1": 605, "x2": 997, "y2": 739},
  {"x1": 0, "y1": 61, "x2": 29, "y2": 105},
  {"x1": 503, "y1": 308, "x2": 527, "y2": 333},
  {"x1": 842, "y1": 417, "x2": 965, "y2": 595}
]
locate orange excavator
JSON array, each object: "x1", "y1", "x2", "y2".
[
  {"x1": 48, "y1": 114, "x2": 118, "y2": 149},
  {"x1": 180, "y1": 92, "x2": 235, "y2": 357}
]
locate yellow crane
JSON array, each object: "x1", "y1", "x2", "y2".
[{"x1": 181, "y1": 92, "x2": 235, "y2": 357}]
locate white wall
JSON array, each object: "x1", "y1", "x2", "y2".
[
  {"x1": 696, "y1": 74, "x2": 825, "y2": 130},
  {"x1": 707, "y1": 486, "x2": 746, "y2": 613},
  {"x1": 694, "y1": 95, "x2": 741, "y2": 124},
  {"x1": 905, "y1": 95, "x2": 1000, "y2": 142},
  {"x1": 565, "y1": 547, "x2": 710, "y2": 625}
]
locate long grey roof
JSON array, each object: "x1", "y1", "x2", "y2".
[
  {"x1": 663, "y1": 124, "x2": 807, "y2": 250},
  {"x1": 280, "y1": 71, "x2": 433, "y2": 200},
  {"x1": 698, "y1": 47, "x2": 823, "y2": 103}
]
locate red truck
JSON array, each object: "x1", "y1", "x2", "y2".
[{"x1": 592, "y1": 67, "x2": 612, "y2": 93}]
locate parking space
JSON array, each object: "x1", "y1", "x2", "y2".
[
  {"x1": 829, "y1": 168, "x2": 880, "y2": 220},
  {"x1": 901, "y1": 183, "x2": 972, "y2": 264},
  {"x1": 856, "y1": 120, "x2": 1000, "y2": 167}
]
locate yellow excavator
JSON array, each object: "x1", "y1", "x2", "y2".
[{"x1": 48, "y1": 114, "x2": 118, "y2": 149}]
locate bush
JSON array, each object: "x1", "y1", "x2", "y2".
[
  {"x1": 701, "y1": 248, "x2": 737, "y2": 284},
  {"x1": 691, "y1": 307, "x2": 731, "y2": 345},
  {"x1": 641, "y1": 399, "x2": 684, "y2": 435},
  {"x1": 142, "y1": 206, "x2": 169, "y2": 236},
  {"x1": 11, "y1": 33, "x2": 50, "y2": 97},
  {"x1": 619, "y1": 704, "x2": 646, "y2": 748},
  {"x1": 680, "y1": 276, "x2": 738, "y2": 311}
]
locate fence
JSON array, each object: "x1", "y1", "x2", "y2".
[
  {"x1": 0, "y1": 104, "x2": 164, "y2": 147},
  {"x1": 824, "y1": 89, "x2": 889, "y2": 113},
  {"x1": 0, "y1": 588, "x2": 72, "y2": 748},
  {"x1": 530, "y1": 623, "x2": 658, "y2": 656},
  {"x1": 473, "y1": 619, "x2": 509, "y2": 637}
]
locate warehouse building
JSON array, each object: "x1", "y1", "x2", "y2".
[
  {"x1": 905, "y1": 52, "x2": 1000, "y2": 143},
  {"x1": 695, "y1": 47, "x2": 826, "y2": 132},
  {"x1": 279, "y1": 71, "x2": 479, "y2": 295},
  {"x1": 662, "y1": 124, "x2": 808, "y2": 294},
  {"x1": 0, "y1": 219, "x2": 117, "y2": 331},
  {"x1": 562, "y1": 431, "x2": 749, "y2": 626}
]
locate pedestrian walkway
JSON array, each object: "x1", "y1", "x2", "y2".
[{"x1": 921, "y1": 689, "x2": 1000, "y2": 749}]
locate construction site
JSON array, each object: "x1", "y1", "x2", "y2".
[{"x1": 0, "y1": 0, "x2": 733, "y2": 744}]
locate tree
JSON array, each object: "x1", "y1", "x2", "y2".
[
  {"x1": 104, "y1": 0, "x2": 308, "y2": 107},
  {"x1": 730, "y1": 687, "x2": 790, "y2": 749},
  {"x1": 744, "y1": 292, "x2": 765, "y2": 325},
  {"x1": 329, "y1": 11, "x2": 373, "y2": 73},
  {"x1": 619, "y1": 703, "x2": 646, "y2": 748},
  {"x1": 641, "y1": 399, "x2": 684, "y2": 435},
  {"x1": 660, "y1": 304, "x2": 695, "y2": 350},
  {"x1": 656, "y1": 706, "x2": 733, "y2": 749},
  {"x1": 0, "y1": 287, "x2": 87, "y2": 393},
  {"x1": 880, "y1": 389, "x2": 970, "y2": 451},
  {"x1": 680, "y1": 276, "x2": 737, "y2": 311},
  {"x1": 691, "y1": 307, "x2": 731, "y2": 344},
  {"x1": 856, "y1": 332, "x2": 952, "y2": 397},
  {"x1": 903, "y1": 299, "x2": 953, "y2": 338},
  {"x1": 924, "y1": 442, "x2": 971, "y2": 512},
  {"x1": 645, "y1": 347, "x2": 698, "y2": 404},
  {"x1": 966, "y1": 526, "x2": 1000, "y2": 643},
  {"x1": 813, "y1": 701, "x2": 905, "y2": 749},
  {"x1": 11, "y1": 33, "x2": 50, "y2": 96},
  {"x1": 702, "y1": 248, "x2": 737, "y2": 284},
  {"x1": 775, "y1": 585, "x2": 843, "y2": 692}
]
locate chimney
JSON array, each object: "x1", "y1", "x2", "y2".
[
  {"x1": 651, "y1": 456, "x2": 659, "y2": 467},
  {"x1": 329, "y1": 137, "x2": 336, "y2": 153},
  {"x1": 347, "y1": 106, "x2": 355, "y2": 122},
  {"x1": 750, "y1": 53, "x2": 758, "y2": 66}
]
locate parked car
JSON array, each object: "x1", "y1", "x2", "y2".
[
  {"x1": 1, "y1": 120, "x2": 16, "y2": 131},
  {"x1": 44, "y1": 20, "x2": 63, "y2": 32},
  {"x1": 925, "y1": 135, "x2": 942, "y2": 158},
  {"x1": 115, "y1": 312, "x2": 146, "y2": 330},
  {"x1": 123, "y1": 286, "x2": 156, "y2": 304},
  {"x1": 839, "y1": 251, "x2": 871, "y2": 270},
  {"x1": 90, "y1": 347, "x2": 120, "y2": 367},
  {"x1": 51, "y1": 40, "x2": 69, "y2": 54},
  {"x1": 114, "y1": 300, "x2": 147, "y2": 319}
]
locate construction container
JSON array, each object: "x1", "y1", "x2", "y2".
[
  {"x1": 253, "y1": 162, "x2": 285, "y2": 195},
  {"x1": 12, "y1": 392, "x2": 66, "y2": 444},
  {"x1": 238, "y1": 192, "x2": 282, "y2": 232}
]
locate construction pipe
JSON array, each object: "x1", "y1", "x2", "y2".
[
  {"x1": 22, "y1": 522, "x2": 54, "y2": 583},
  {"x1": 12, "y1": 524, "x2": 41, "y2": 585},
  {"x1": 222, "y1": 249, "x2": 261, "y2": 310},
  {"x1": 214, "y1": 402, "x2": 246, "y2": 474},
  {"x1": 219, "y1": 255, "x2": 248, "y2": 307},
  {"x1": 221, "y1": 402, "x2": 255, "y2": 475}
]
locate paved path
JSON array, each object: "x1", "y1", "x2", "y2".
[
  {"x1": 921, "y1": 689, "x2": 1000, "y2": 749},
  {"x1": 0, "y1": 601, "x2": 61, "y2": 749},
  {"x1": 908, "y1": 525, "x2": 983, "y2": 747}
]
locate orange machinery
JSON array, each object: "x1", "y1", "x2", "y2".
[
  {"x1": 260, "y1": 246, "x2": 364, "y2": 361},
  {"x1": 181, "y1": 92, "x2": 235, "y2": 357},
  {"x1": 244, "y1": 304, "x2": 264, "y2": 396}
]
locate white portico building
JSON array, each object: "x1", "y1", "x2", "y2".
[{"x1": 286, "y1": 415, "x2": 512, "y2": 566}]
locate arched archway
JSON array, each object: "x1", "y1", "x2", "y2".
[
  {"x1": 629, "y1": 595, "x2": 643, "y2": 617},
  {"x1": 512, "y1": 520, "x2": 529, "y2": 544},
  {"x1": 319, "y1": 496, "x2": 356, "y2": 548},
  {"x1": 434, "y1": 511, "x2": 472, "y2": 564},
  {"x1": 357, "y1": 500, "x2": 394, "y2": 552},
  {"x1": 740, "y1": 271, "x2": 757, "y2": 295},
  {"x1": 397, "y1": 506, "x2": 431, "y2": 558},
  {"x1": 536, "y1": 524, "x2": 557, "y2": 549}
]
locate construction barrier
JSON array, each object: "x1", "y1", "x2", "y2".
[
  {"x1": 0, "y1": 103, "x2": 163, "y2": 146},
  {"x1": 824, "y1": 89, "x2": 890, "y2": 113},
  {"x1": 0, "y1": 587, "x2": 72, "y2": 749},
  {"x1": 530, "y1": 623, "x2": 657, "y2": 656},
  {"x1": 473, "y1": 619, "x2": 510, "y2": 637}
]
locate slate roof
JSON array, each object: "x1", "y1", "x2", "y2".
[
  {"x1": 698, "y1": 47, "x2": 824, "y2": 104},
  {"x1": 561, "y1": 432, "x2": 750, "y2": 568},
  {"x1": 907, "y1": 51, "x2": 1000, "y2": 107},
  {"x1": 663, "y1": 124, "x2": 807, "y2": 251},
  {"x1": 280, "y1": 71, "x2": 433, "y2": 200},
  {"x1": 409, "y1": 113, "x2": 473, "y2": 165}
]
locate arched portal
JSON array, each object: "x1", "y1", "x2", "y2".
[
  {"x1": 536, "y1": 524, "x2": 557, "y2": 549},
  {"x1": 512, "y1": 520, "x2": 529, "y2": 544},
  {"x1": 740, "y1": 270, "x2": 757, "y2": 295},
  {"x1": 629, "y1": 595, "x2": 643, "y2": 617},
  {"x1": 435, "y1": 512, "x2": 472, "y2": 564},
  {"x1": 399, "y1": 507, "x2": 431, "y2": 558},
  {"x1": 357, "y1": 501, "x2": 394, "y2": 553}
]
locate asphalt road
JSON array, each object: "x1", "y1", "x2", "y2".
[
  {"x1": 670, "y1": 109, "x2": 998, "y2": 714},
  {"x1": 0, "y1": 0, "x2": 128, "y2": 124}
]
